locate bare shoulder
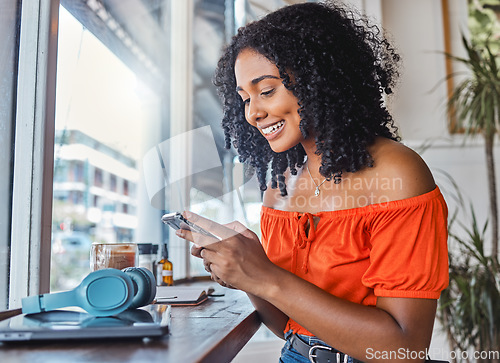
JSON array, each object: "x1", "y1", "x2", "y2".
[{"x1": 365, "y1": 137, "x2": 436, "y2": 201}]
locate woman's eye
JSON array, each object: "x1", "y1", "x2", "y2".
[{"x1": 261, "y1": 89, "x2": 275, "y2": 97}]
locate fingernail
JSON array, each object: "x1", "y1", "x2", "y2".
[
  {"x1": 176, "y1": 230, "x2": 184, "y2": 237},
  {"x1": 194, "y1": 244, "x2": 201, "y2": 248}
]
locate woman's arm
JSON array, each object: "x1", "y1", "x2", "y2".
[
  {"x1": 185, "y1": 220, "x2": 435, "y2": 362},
  {"x1": 246, "y1": 293, "x2": 289, "y2": 339}
]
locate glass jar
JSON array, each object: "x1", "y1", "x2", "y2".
[{"x1": 90, "y1": 242, "x2": 138, "y2": 271}]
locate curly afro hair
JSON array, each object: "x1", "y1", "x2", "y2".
[{"x1": 214, "y1": 0, "x2": 401, "y2": 196}]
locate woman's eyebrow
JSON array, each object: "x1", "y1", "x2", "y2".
[{"x1": 236, "y1": 75, "x2": 280, "y2": 91}]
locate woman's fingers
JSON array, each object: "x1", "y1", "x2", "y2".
[
  {"x1": 176, "y1": 213, "x2": 255, "y2": 255},
  {"x1": 210, "y1": 271, "x2": 231, "y2": 288},
  {"x1": 175, "y1": 226, "x2": 219, "y2": 247},
  {"x1": 191, "y1": 244, "x2": 204, "y2": 258},
  {"x1": 182, "y1": 211, "x2": 238, "y2": 242},
  {"x1": 173, "y1": 211, "x2": 226, "y2": 248},
  {"x1": 224, "y1": 221, "x2": 255, "y2": 239},
  {"x1": 199, "y1": 249, "x2": 225, "y2": 286}
]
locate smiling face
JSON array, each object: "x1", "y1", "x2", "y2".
[{"x1": 234, "y1": 48, "x2": 305, "y2": 153}]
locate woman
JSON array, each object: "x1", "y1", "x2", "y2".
[{"x1": 176, "y1": 2, "x2": 449, "y2": 362}]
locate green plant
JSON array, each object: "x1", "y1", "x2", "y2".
[
  {"x1": 467, "y1": 0, "x2": 500, "y2": 53},
  {"x1": 445, "y1": 35, "x2": 500, "y2": 262},
  {"x1": 439, "y1": 203, "x2": 500, "y2": 363}
]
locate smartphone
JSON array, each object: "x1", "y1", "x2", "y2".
[{"x1": 161, "y1": 212, "x2": 219, "y2": 240}]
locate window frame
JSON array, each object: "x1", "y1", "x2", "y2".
[
  {"x1": 9, "y1": 0, "x2": 60, "y2": 306},
  {"x1": 0, "y1": 0, "x2": 21, "y2": 310}
]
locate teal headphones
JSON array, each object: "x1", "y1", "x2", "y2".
[{"x1": 21, "y1": 268, "x2": 157, "y2": 317}]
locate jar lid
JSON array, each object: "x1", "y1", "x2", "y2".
[{"x1": 137, "y1": 243, "x2": 153, "y2": 254}]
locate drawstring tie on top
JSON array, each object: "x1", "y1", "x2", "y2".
[{"x1": 291, "y1": 212, "x2": 317, "y2": 274}]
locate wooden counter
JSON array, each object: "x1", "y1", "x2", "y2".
[{"x1": 0, "y1": 286, "x2": 261, "y2": 363}]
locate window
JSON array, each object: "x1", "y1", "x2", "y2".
[
  {"x1": 122, "y1": 179, "x2": 129, "y2": 197},
  {"x1": 110, "y1": 174, "x2": 117, "y2": 192},
  {"x1": 1, "y1": 0, "x2": 294, "y2": 318},
  {"x1": 94, "y1": 168, "x2": 103, "y2": 188}
]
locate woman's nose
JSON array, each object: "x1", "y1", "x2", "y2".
[{"x1": 246, "y1": 100, "x2": 266, "y2": 123}]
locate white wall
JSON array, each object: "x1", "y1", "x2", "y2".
[{"x1": 382, "y1": 0, "x2": 449, "y2": 140}]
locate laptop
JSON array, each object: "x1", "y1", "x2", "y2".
[{"x1": 0, "y1": 304, "x2": 170, "y2": 342}]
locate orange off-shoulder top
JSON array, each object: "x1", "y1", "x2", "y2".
[{"x1": 260, "y1": 186, "x2": 449, "y2": 337}]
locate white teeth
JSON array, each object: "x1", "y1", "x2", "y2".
[{"x1": 262, "y1": 121, "x2": 284, "y2": 135}]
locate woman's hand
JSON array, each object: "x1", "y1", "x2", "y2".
[
  {"x1": 190, "y1": 243, "x2": 235, "y2": 289},
  {"x1": 176, "y1": 211, "x2": 277, "y2": 295}
]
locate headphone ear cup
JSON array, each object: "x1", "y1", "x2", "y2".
[{"x1": 122, "y1": 267, "x2": 157, "y2": 309}]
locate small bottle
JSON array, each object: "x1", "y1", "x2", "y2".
[{"x1": 157, "y1": 244, "x2": 173, "y2": 286}]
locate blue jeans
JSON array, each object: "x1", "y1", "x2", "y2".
[{"x1": 280, "y1": 332, "x2": 356, "y2": 363}]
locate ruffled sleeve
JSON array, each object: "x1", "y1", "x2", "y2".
[{"x1": 361, "y1": 189, "x2": 449, "y2": 299}]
